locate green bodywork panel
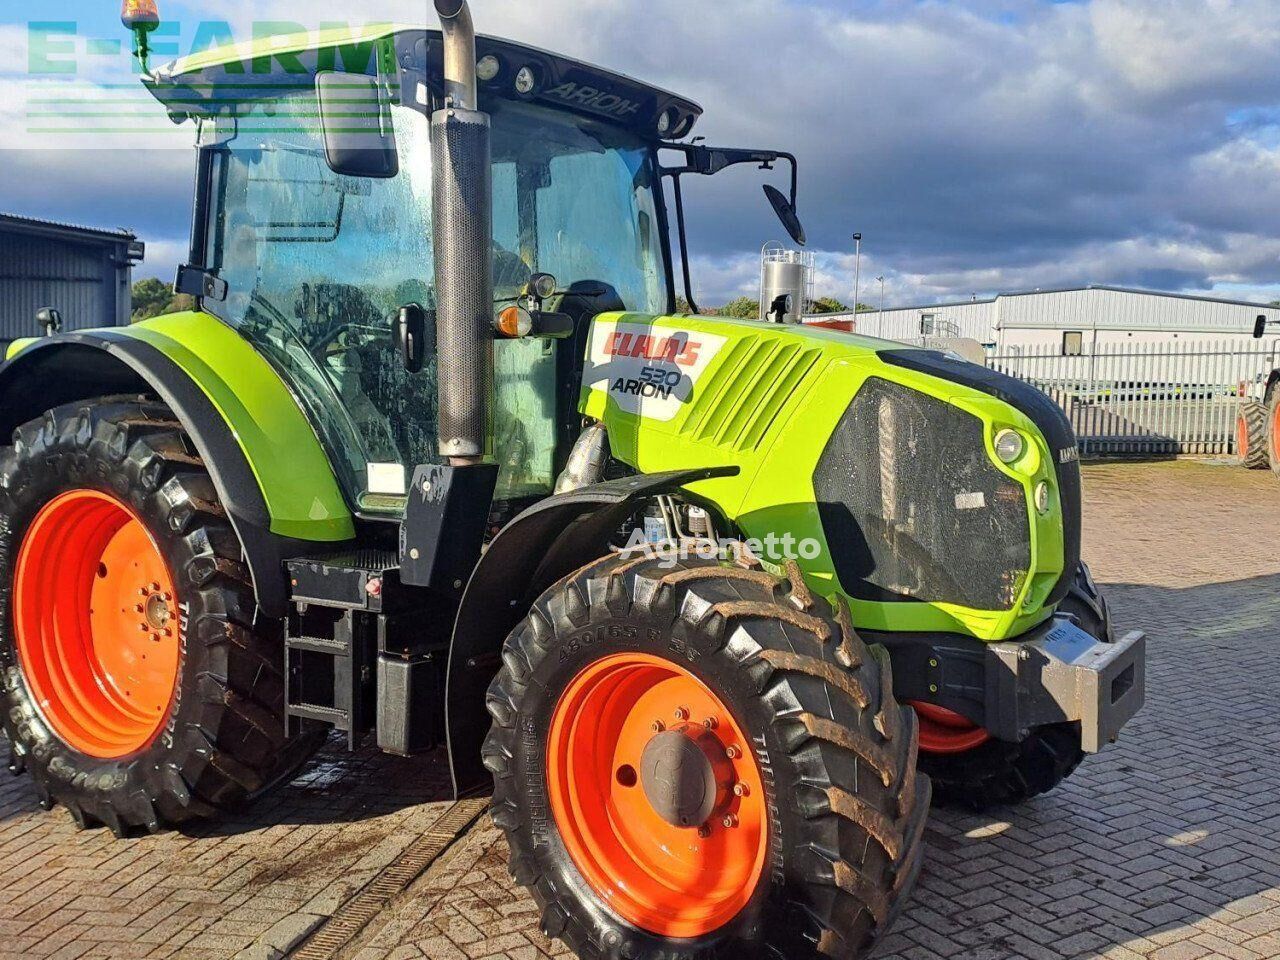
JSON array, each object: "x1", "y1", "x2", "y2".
[
  {"x1": 5, "y1": 338, "x2": 36, "y2": 361},
  {"x1": 581, "y1": 313, "x2": 1065, "y2": 641},
  {"x1": 10, "y1": 313, "x2": 354, "y2": 543}
]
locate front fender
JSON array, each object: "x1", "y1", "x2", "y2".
[
  {"x1": 0, "y1": 312, "x2": 354, "y2": 616},
  {"x1": 445, "y1": 466, "x2": 736, "y2": 797}
]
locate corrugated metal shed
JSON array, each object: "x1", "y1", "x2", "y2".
[
  {"x1": 809, "y1": 285, "x2": 1280, "y2": 348},
  {"x1": 0, "y1": 214, "x2": 144, "y2": 344}
]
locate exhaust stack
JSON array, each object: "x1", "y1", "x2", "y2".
[{"x1": 431, "y1": 0, "x2": 493, "y2": 462}]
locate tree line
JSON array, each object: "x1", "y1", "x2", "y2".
[{"x1": 134, "y1": 277, "x2": 874, "y2": 325}]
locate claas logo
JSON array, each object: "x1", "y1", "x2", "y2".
[{"x1": 605, "y1": 331, "x2": 702, "y2": 367}]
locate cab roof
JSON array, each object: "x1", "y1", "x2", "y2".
[{"x1": 147, "y1": 24, "x2": 703, "y2": 141}]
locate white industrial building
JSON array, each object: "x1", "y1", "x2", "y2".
[{"x1": 809, "y1": 286, "x2": 1280, "y2": 352}]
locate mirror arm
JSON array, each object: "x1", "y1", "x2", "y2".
[{"x1": 670, "y1": 172, "x2": 700, "y2": 316}]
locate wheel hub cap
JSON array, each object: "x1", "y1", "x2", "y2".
[{"x1": 640, "y1": 725, "x2": 732, "y2": 829}]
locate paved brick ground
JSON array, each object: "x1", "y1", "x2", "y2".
[{"x1": 3, "y1": 459, "x2": 1280, "y2": 960}]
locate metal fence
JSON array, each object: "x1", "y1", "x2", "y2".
[{"x1": 988, "y1": 340, "x2": 1279, "y2": 456}]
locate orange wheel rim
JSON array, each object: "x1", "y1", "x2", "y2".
[
  {"x1": 13, "y1": 490, "x2": 180, "y2": 759},
  {"x1": 546, "y1": 653, "x2": 767, "y2": 938},
  {"x1": 1272, "y1": 409, "x2": 1280, "y2": 455},
  {"x1": 910, "y1": 701, "x2": 991, "y2": 755},
  {"x1": 1238, "y1": 415, "x2": 1249, "y2": 457}
]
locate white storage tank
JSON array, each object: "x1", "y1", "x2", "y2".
[{"x1": 759, "y1": 243, "x2": 812, "y2": 323}]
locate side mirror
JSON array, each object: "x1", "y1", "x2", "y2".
[
  {"x1": 1254, "y1": 314, "x2": 1267, "y2": 340},
  {"x1": 35, "y1": 307, "x2": 62, "y2": 337},
  {"x1": 763, "y1": 184, "x2": 806, "y2": 247},
  {"x1": 317, "y1": 72, "x2": 399, "y2": 179},
  {"x1": 397, "y1": 304, "x2": 431, "y2": 372},
  {"x1": 767, "y1": 293, "x2": 793, "y2": 323}
]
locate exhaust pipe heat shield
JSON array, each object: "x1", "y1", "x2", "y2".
[{"x1": 431, "y1": 106, "x2": 493, "y2": 459}]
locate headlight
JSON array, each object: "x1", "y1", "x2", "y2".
[
  {"x1": 994, "y1": 429, "x2": 1025, "y2": 464},
  {"x1": 476, "y1": 55, "x2": 501, "y2": 82},
  {"x1": 1035, "y1": 481, "x2": 1051, "y2": 514},
  {"x1": 514, "y1": 66, "x2": 538, "y2": 96}
]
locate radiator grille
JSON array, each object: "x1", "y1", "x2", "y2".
[{"x1": 815, "y1": 378, "x2": 1032, "y2": 610}]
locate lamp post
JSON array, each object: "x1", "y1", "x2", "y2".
[
  {"x1": 852, "y1": 233, "x2": 862, "y2": 320},
  {"x1": 876, "y1": 276, "x2": 885, "y2": 337}
]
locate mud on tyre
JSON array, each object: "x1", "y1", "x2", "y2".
[
  {"x1": 0, "y1": 396, "x2": 323, "y2": 834},
  {"x1": 484, "y1": 550, "x2": 931, "y2": 960},
  {"x1": 919, "y1": 560, "x2": 1111, "y2": 811}
]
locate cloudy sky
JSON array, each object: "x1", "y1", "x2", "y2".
[{"x1": 3, "y1": 0, "x2": 1279, "y2": 308}]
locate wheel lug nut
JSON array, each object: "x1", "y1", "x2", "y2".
[
  {"x1": 135, "y1": 604, "x2": 145, "y2": 614},
  {"x1": 703, "y1": 717, "x2": 718, "y2": 730},
  {"x1": 697, "y1": 825, "x2": 712, "y2": 839},
  {"x1": 674, "y1": 707, "x2": 689, "y2": 722},
  {"x1": 722, "y1": 814, "x2": 738, "y2": 829},
  {"x1": 151, "y1": 582, "x2": 161, "y2": 592},
  {"x1": 733, "y1": 783, "x2": 750, "y2": 798},
  {"x1": 726, "y1": 745, "x2": 742, "y2": 760},
  {"x1": 651, "y1": 720, "x2": 665, "y2": 733}
]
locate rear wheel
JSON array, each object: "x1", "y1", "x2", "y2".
[
  {"x1": 1237, "y1": 399, "x2": 1268, "y2": 469},
  {"x1": 917, "y1": 561, "x2": 1110, "y2": 810},
  {"x1": 485, "y1": 552, "x2": 930, "y2": 960},
  {"x1": 1, "y1": 397, "x2": 323, "y2": 833}
]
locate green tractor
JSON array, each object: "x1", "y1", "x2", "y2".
[{"x1": 0, "y1": 2, "x2": 1144, "y2": 956}]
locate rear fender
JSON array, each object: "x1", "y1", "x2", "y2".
[
  {"x1": 0, "y1": 317, "x2": 355, "y2": 617},
  {"x1": 445, "y1": 467, "x2": 736, "y2": 797}
]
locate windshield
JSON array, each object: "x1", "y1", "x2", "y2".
[
  {"x1": 204, "y1": 90, "x2": 668, "y2": 514},
  {"x1": 489, "y1": 98, "x2": 669, "y2": 313}
]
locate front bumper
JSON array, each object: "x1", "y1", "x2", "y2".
[{"x1": 874, "y1": 617, "x2": 1146, "y2": 754}]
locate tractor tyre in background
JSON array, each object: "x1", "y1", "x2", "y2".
[
  {"x1": 485, "y1": 552, "x2": 931, "y2": 960},
  {"x1": 0, "y1": 397, "x2": 324, "y2": 834},
  {"x1": 1237, "y1": 399, "x2": 1269, "y2": 469},
  {"x1": 1267, "y1": 391, "x2": 1280, "y2": 477},
  {"x1": 916, "y1": 561, "x2": 1111, "y2": 811}
]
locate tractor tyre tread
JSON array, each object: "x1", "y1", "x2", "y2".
[{"x1": 1239, "y1": 399, "x2": 1269, "y2": 469}]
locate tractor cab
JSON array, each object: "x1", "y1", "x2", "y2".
[{"x1": 144, "y1": 26, "x2": 796, "y2": 517}]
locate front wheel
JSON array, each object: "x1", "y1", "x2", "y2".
[
  {"x1": 484, "y1": 552, "x2": 929, "y2": 960},
  {"x1": 917, "y1": 561, "x2": 1110, "y2": 810}
]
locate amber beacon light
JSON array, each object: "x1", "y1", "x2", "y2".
[{"x1": 121, "y1": 0, "x2": 161, "y2": 73}]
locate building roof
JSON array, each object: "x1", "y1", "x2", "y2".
[
  {"x1": 0, "y1": 213, "x2": 137, "y2": 243},
  {"x1": 852, "y1": 284, "x2": 1280, "y2": 318}
]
